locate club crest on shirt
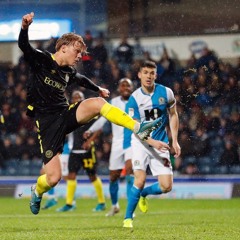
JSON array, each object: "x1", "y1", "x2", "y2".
[
  {"x1": 51, "y1": 70, "x2": 56, "y2": 74},
  {"x1": 158, "y1": 97, "x2": 165, "y2": 105},
  {"x1": 45, "y1": 150, "x2": 53, "y2": 159},
  {"x1": 65, "y1": 74, "x2": 69, "y2": 82},
  {"x1": 134, "y1": 160, "x2": 140, "y2": 166}
]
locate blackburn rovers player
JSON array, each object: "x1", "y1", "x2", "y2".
[
  {"x1": 19, "y1": 12, "x2": 161, "y2": 215},
  {"x1": 123, "y1": 61, "x2": 181, "y2": 228},
  {"x1": 85, "y1": 78, "x2": 134, "y2": 216}
]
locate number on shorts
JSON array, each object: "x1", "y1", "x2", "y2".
[{"x1": 83, "y1": 158, "x2": 94, "y2": 169}]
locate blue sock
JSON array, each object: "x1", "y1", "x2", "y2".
[
  {"x1": 109, "y1": 180, "x2": 119, "y2": 205},
  {"x1": 125, "y1": 185, "x2": 141, "y2": 219},
  {"x1": 125, "y1": 175, "x2": 134, "y2": 201},
  {"x1": 141, "y1": 182, "x2": 162, "y2": 197}
]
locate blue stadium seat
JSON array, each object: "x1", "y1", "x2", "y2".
[
  {"x1": 18, "y1": 160, "x2": 31, "y2": 176},
  {"x1": 214, "y1": 165, "x2": 229, "y2": 174},
  {"x1": 229, "y1": 165, "x2": 240, "y2": 174},
  {"x1": 30, "y1": 160, "x2": 42, "y2": 176},
  {"x1": 198, "y1": 165, "x2": 212, "y2": 174},
  {"x1": 183, "y1": 156, "x2": 197, "y2": 165},
  {"x1": 197, "y1": 156, "x2": 212, "y2": 165},
  {"x1": 5, "y1": 159, "x2": 19, "y2": 176}
]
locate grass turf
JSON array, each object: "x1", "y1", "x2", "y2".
[{"x1": 0, "y1": 197, "x2": 239, "y2": 240}]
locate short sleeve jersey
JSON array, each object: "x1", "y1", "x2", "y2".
[{"x1": 126, "y1": 83, "x2": 176, "y2": 143}]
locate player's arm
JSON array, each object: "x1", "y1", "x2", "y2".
[
  {"x1": 145, "y1": 137, "x2": 170, "y2": 151},
  {"x1": 18, "y1": 12, "x2": 35, "y2": 53},
  {"x1": 166, "y1": 87, "x2": 181, "y2": 158},
  {"x1": 82, "y1": 130, "x2": 102, "y2": 150},
  {"x1": 168, "y1": 104, "x2": 181, "y2": 157},
  {"x1": 75, "y1": 73, "x2": 110, "y2": 98}
]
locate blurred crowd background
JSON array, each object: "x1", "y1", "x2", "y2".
[
  {"x1": 0, "y1": 33, "x2": 239, "y2": 176},
  {"x1": 0, "y1": 0, "x2": 239, "y2": 176}
]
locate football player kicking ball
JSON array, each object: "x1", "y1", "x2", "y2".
[
  {"x1": 123, "y1": 61, "x2": 181, "y2": 228},
  {"x1": 19, "y1": 12, "x2": 162, "y2": 215}
]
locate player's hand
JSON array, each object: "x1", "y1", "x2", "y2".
[
  {"x1": 83, "y1": 130, "x2": 92, "y2": 139},
  {"x1": 172, "y1": 141, "x2": 181, "y2": 158},
  {"x1": 22, "y1": 12, "x2": 34, "y2": 30},
  {"x1": 98, "y1": 87, "x2": 110, "y2": 98},
  {"x1": 145, "y1": 137, "x2": 170, "y2": 151},
  {"x1": 82, "y1": 140, "x2": 92, "y2": 150}
]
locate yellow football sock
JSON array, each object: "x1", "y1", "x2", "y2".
[
  {"x1": 100, "y1": 102, "x2": 137, "y2": 132},
  {"x1": 92, "y1": 177, "x2": 105, "y2": 204},
  {"x1": 36, "y1": 174, "x2": 51, "y2": 197},
  {"x1": 66, "y1": 179, "x2": 77, "y2": 205}
]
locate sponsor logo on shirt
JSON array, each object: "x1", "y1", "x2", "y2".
[{"x1": 44, "y1": 77, "x2": 65, "y2": 91}]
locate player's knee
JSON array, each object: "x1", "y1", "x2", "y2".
[
  {"x1": 125, "y1": 163, "x2": 133, "y2": 175},
  {"x1": 109, "y1": 170, "x2": 121, "y2": 182},
  {"x1": 96, "y1": 97, "x2": 107, "y2": 110},
  {"x1": 160, "y1": 183, "x2": 172, "y2": 193},
  {"x1": 110, "y1": 173, "x2": 120, "y2": 182}
]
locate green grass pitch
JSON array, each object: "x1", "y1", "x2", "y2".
[{"x1": 0, "y1": 197, "x2": 239, "y2": 240}]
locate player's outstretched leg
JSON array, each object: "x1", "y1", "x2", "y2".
[
  {"x1": 100, "y1": 102, "x2": 162, "y2": 141},
  {"x1": 30, "y1": 185, "x2": 42, "y2": 215}
]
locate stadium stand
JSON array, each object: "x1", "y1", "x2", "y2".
[{"x1": 0, "y1": 35, "x2": 239, "y2": 176}]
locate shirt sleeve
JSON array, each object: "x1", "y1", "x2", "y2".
[
  {"x1": 18, "y1": 28, "x2": 45, "y2": 67},
  {"x1": 166, "y1": 87, "x2": 176, "y2": 108},
  {"x1": 74, "y1": 73, "x2": 100, "y2": 92},
  {"x1": 18, "y1": 28, "x2": 35, "y2": 58},
  {"x1": 88, "y1": 116, "x2": 107, "y2": 133}
]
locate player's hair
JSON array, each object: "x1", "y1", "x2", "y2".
[
  {"x1": 140, "y1": 60, "x2": 157, "y2": 70},
  {"x1": 55, "y1": 33, "x2": 87, "y2": 54},
  {"x1": 72, "y1": 90, "x2": 85, "y2": 100},
  {"x1": 118, "y1": 78, "x2": 133, "y2": 86}
]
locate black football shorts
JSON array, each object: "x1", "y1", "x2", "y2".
[
  {"x1": 68, "y1": 147, "x2": 97, "y2": 176},
  {"x1": 36, "y1": 102, "x2": 81, "y2": 164}
]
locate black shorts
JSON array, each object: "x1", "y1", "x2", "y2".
[
  {"x1": 35, "y1": 102, "x2": 81, "y2": 164},
  {"x1": 68, "y1": 146, "x2": 97, "y2": 176}
]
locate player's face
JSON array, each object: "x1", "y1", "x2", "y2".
[
  {"x1": 118, "y1": 81, "x2": 133, "y2": 100},
  {"x1": 63, "y1": 41, "x2": 83, "y2": 66},
  {"x1": 138, "y1": 67, "x2": 157, "y2": 90}
]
